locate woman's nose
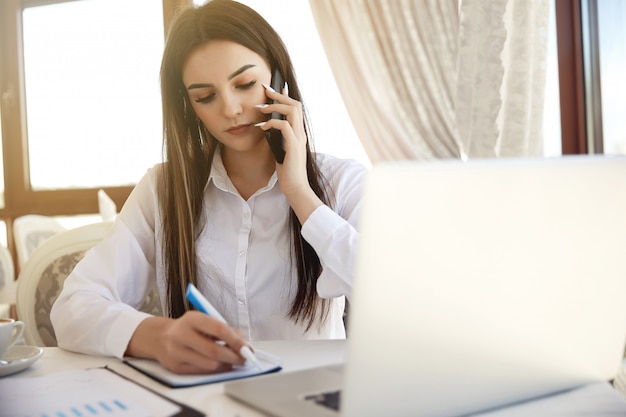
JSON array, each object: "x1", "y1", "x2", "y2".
[{"x1": 221, "y1": 92, "x2": 242, "y2": 118}]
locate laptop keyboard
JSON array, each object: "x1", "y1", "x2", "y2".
[{"x1": 304, "y1": 390, "x2": 342, "y2": 411}]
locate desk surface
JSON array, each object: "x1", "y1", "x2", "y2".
[
  {"x1": 6, "y1": 340, "x2": 626, "y2": 417},
  {"x1": 9, "y1": 340, "x2": 346, "y2": 416}
]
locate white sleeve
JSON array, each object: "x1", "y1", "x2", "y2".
[
  {"x1": 301, "y1": 158, "x2": 367, "y2": 301},
  {"x1": 51, "y1": 167, "x2": 160, "y2": 358}
]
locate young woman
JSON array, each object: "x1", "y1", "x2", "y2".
[{"x1": 51, "y1": 0, "x2": 366, "y2": 374}]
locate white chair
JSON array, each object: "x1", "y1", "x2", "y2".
[
  {"x1": 16, "y1": 221, "x2": 162, "y2": 346},
  {"x1": 0, "y1": 244, "x2": 15, "y2": 297},
  {"x1": 0, "y1": 244, "x2": 17, "y2": 318},
  {"x1": 98, "y1": 189, "x2": 117, "y2": 222},
  {"x1": 13, "y1": 214, "x2": 66, "y2": 269}
]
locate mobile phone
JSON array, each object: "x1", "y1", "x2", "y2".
[{"x1": 265, "y1": 69, "x2": 286, "y2": 163}]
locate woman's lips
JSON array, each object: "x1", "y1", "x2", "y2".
[{"x1": 226, "y1": 124, "x2": 252, "y2": 135}]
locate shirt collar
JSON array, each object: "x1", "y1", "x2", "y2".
[{"x1": 207, "y1": 146, "x2": 279, "y2": 197}]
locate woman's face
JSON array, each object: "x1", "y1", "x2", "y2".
[{"x1": 182, "y1": 40, "x2": 272, "y2": 155}]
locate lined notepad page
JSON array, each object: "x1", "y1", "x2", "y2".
[{"x1": 0, "y1": 368, "x2": 180, "y2": 417}]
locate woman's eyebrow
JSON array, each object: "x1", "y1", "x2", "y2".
[
  {"x1": 187, "y1": 64, "x2": 257, "y2": 90},
  {"x1": 228, "y1": 64, "x2": 256, "y2": 80}
]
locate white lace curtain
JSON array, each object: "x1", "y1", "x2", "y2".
[{"x1": 309, "y1": 0, "x2": 550, "y2": 162}]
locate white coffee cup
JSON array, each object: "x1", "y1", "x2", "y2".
[{"x1": 0, "y1": 318, "x2": 25, "y2": 357}]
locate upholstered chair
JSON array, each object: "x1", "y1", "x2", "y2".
[{"x1": 16, "y1": 221, "x2": 162, "y2": 346}]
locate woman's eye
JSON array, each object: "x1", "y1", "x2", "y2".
[
  {"x1": 192, "y1": 81, "x2": 255, "y2": 103},
  {"x1": 195, "y1": 94, "x2": 215, "y2": 104},
  {"x1": 237, "y1": 80, "x2": 256, "y2": 90}
]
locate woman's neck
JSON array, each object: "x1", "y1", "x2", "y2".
[{"x1": 221, "y1": 148, "x2": 276, "y2": 200}]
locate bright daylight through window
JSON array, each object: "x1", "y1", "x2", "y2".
[
  {"x1": 17, "y1": 0, "x2": 623, "y2": 196},
  {"x1": 597, "y1": 1, "x2": 626, "y2": 155},
  {"x1": 22, "y1": 0, "x2": 164, "y2": 190}
]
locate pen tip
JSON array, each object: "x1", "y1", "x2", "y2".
[{"x1": 241, "y1": 346, "x2": 261, "y2": 369}]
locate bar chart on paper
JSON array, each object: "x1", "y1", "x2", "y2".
[
  {"x1": 16, "y1": 399, "x2": 140, "y2": 417},
  {"x1": 0, "y1": 368, "x2": 180, "y2": 417}
]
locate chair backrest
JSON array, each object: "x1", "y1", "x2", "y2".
[
  {"x1": 16, "y1": 221, "x2": 162, "y2": 346},
  {"x1": 0, "y1": 244, "x2": 17, "y2": 306},
  {"x1": 13, "y1": 214, "x2": 67, "y2": 268},
  {"x1": 98, "y1": 189, "x2": 118, "y2": 222}
]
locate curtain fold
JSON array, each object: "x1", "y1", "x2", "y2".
[
  {"x1": 455, "y1": 0, "x2": 508, "y2": 158},
  {"x1": 309, "y1": 0, "x2": 462, "y2": 163},
  {"x1": 497, "y1": 0, "x2": 550, "y2": 157},
  {"x1": 309, "y1": 0, "x2": 550, "y2": 162}
]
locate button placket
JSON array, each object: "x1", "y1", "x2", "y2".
[{"x1": 234, "y1": 201, "x2": 253, "y2": 337}]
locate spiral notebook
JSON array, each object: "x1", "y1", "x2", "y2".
[{"x1": 124, "y1": 349, "x2": 281, "y2": 388}]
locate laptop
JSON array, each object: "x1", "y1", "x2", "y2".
[{"x1": 225, "y1": 156, "x2": 626, "y2": 417}]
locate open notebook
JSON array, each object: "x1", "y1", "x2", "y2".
[
  {"x1": 225, "y1": 156, "x2": 626, "y2": 417},
  {"x1": 124, "y1": 349, "x2": 281, "y2": 388}
]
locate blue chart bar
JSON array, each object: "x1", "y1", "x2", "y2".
[
  {"x1": 112, "y1": 401, "x2": 127, "y2": 410},
  {"x1": 35, "y1": 400, "x2": 130, "y2": 417}
]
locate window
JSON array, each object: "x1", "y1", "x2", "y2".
[
  {"x1": 22, "y1": 0, "x2": 164, "y2": 190},
  {"x1": 543, "y1": 0, "x2": 562, "y2": 157},
  {"x1": 555, "y1": 0, "x2": 626, "y2": 156},
  {"x1": 0, "y1": 0, "x2": 171, "y2": 266},
  {"x1": 596, "y1": 1, "x2": 626, "y2": 155}
]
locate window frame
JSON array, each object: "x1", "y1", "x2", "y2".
[{"x1": 0, "y1": 0, "x2": 188, "y2": 270}]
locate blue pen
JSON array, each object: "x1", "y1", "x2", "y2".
[{"x1": 186, "y1": 282, "x2": 261, "y2": 369}]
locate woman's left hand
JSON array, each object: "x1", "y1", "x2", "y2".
[
  {"x1": 256, "y1": 83, "x2": 308, "y2": 195},
  {"x1": 256, "y1": 83, "x2": 323, "y2": 223}
]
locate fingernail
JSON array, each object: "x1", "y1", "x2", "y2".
[
  {"x1": 283, "y1": 82, "x2": 289, "y2": 96},
  {"x1": 254, "y1": 121, "x2": 266, "y2": 127},
  {"x1": 262, "y1": 83, "x2": 275, "y2": 93},
  {"x1": 255, "y1": 104, "x2": 269, "y2": 108}
]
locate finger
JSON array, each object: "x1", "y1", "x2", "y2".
[
  {"x1": 182, "y1": 345, "x2": 237, "y2": 372},
  {"x1": 254, "y1": 118, "x2": 291, "y2": 134},
  {"x1": 254, "y1": 106, "x2": 301, "y2": 134},
  {"x1": 255, "y1": 100, "x2": 300, "y2": 117},
  {"x1": 168, "y1": 361, "x2": 233, "y2": 375},
  {"x1": 262, "y1": 82, "x2": 296, "y2": 105},
  {"x1": 262, "y1": 82, "x2": 279, "y2": 96},
  {"x1": 185, "y1": 314, "x2": 247, "y2": 365},
  {"x1": 192, "y1": 335, "x2": 245, "y2": 364},
  {"x1": 161, "y1": 345, "x2": 234, "y2": 375},
  {"x1": 202, "y1": 320, "x2": 250, "y2": 363}
]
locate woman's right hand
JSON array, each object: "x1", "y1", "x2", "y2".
[{"x1": 126, "y1": 311, "x2": 248, "y2": 374}]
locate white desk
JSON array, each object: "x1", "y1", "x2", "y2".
[
  {"x1": 6, "y1": 340, "x2": 626, "y2": 417},
  {"x1": 9, "y1": 340, "x2": 346, "y2": 416}
]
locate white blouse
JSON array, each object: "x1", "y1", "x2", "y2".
[{"x1": 51, "y1": 151, "x2": 367, "y2": 358}]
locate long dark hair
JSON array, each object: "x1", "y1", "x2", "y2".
[{"x1": 159, "y1": 0, "x2": 331, "y2": 330}]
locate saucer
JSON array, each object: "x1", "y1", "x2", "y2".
[{"x1": 0, "y1": 345, "x2": 44, "y2": 377}]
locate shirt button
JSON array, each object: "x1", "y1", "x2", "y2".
[
  {"x1": 239, "y1": 250, "x2": 245, "y2": 257},
  {"x1": 238, "y1": 298, "x2": 245, "y2": 305},
  {"x1": 243, "y1": 212, "x2": 250, "y2": 219}
]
